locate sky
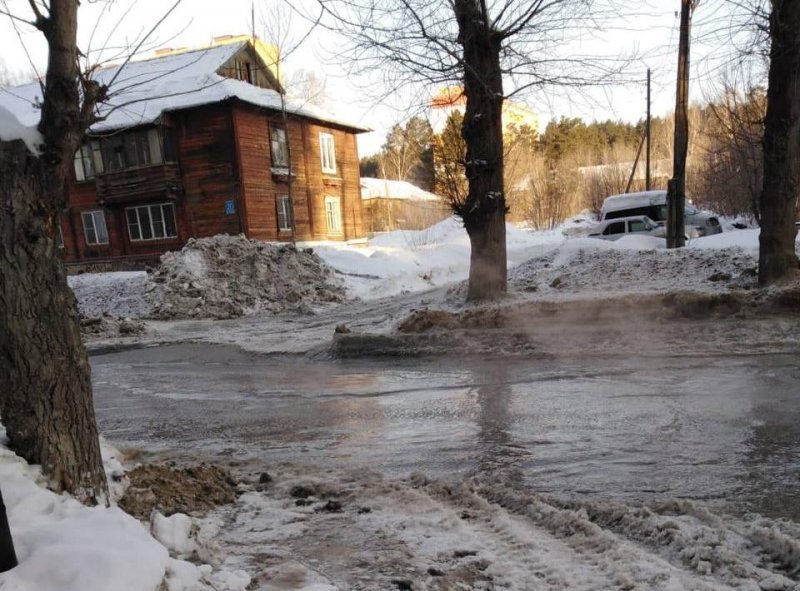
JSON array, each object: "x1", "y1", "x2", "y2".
[{"x1": 0, "y1": 0, "x2": 761, "y2": 157}]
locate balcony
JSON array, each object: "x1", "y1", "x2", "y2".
[{"x1": 96, "y1": 162, "x2": 182, "y2": 205}]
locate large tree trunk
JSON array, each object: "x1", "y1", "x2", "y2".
[
  {"x1": 0, "y1": 0, "x2": 108, "y2": 505},
  {"x1": 454, "y1": 0, "x2": 507, "y2": 301},
  {"x1": 0, "y1": 142, "x2": 108, "y2": 505},
  {"x1": 759, "y1": 0, "x2": 800, "y2": 284}
]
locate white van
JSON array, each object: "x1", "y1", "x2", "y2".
[{"x1": 600, "y1": 190, "x2": 722, "y2": 236}]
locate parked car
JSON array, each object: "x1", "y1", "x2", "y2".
[
  {"x1": 588, "y1": 215, "x2": 665, "y2": 241},
  {"x1": 600, "y1": 190, "x2": 722, "y2": 236}
]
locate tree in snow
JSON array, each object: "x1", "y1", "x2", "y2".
[
  {"x1": 0, "y1": 0, "x2": 110, "y2": 504},
  {"x1": 758, "y1": 0, "x2": 800, "y2": 283},
  {"x1": 316, "y1": 0, "x2": 626, "y2": 299},
  {"x1": 379, "y1": 117, "x2": 435, "y2": 190},
  {"x1": 0, "y1": 0, "x2": 181, "y2": 504}
]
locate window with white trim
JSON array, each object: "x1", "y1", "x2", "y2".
[
  {"x1": 55, "y1": 222, "x2": 64, "y2": 249},
  {"x1": 324, "y1": 196, "x2": 342, "y2": 234},
  {"x1": 271, "y1": 126, "x2": 289, "y2": 167},
  {"x1": 319, "y1": 132, "x2": 336, "y2": 174},
  {"x1": 81, "y1": 210, "x2": 109, "y2": 245},
  {"x1": 126, "y1": 203, "x2": 177, "y2": 241},
  {"x1": 277, "y1": 195, "x2": 293, "y2": 232},
  {"x1": 73, "y1": 140, "x2": 104, "y2": 181}
]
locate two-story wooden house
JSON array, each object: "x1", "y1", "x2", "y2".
[{"x1": 0, "y1": 38, "x2": 368, "y2": 265}]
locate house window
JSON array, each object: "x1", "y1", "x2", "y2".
[
  {"x1": 319, "y1": 132, "x2": 336, "y2": 174},
  {"x1": 277, "y1": 195, "x2": 293, "y2": 232},
  {"x1": 100, "y1": 129, "x2": 163, "y2": 172},
  {"x1": 126, "y1": 203, "x2": 177, "y2": 241},
  {"x1": 81, "y1": 210, "x2": 109, "y2": 245},
  {"x1": 271, "y1": 126, "x2": 289, "y2": 167},
  {"x1": 55, "y1": 222, "x2": 64, "y2": 249},
  {"x1": 73, "y1": 140, "x2": 104, "y2": 181},
  {"x1": 324, "y1": 196, "x2": 342, "y2": 234}
]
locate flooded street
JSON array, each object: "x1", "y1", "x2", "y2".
[{"x1": 91, "y1": 344, "x2": 800, "y2": 520}]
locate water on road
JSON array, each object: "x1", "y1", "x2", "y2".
[{"x1": 91, "y1": 344, "x2": 800, "y2": 519}]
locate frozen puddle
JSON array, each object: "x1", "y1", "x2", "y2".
[{"x1": 90, "y1": 344, "x2": 800, "y2": 589}]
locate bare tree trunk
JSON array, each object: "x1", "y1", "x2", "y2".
[
  {"x1": 0, "y1": 0, "x2": 108, "y2": 504},
  {"x1": 454, "y1": 0, "x2": 507, "y2": 301},
  {"x1": 759, "y1": 0, "x2": 800, "y2": 284},
  {"x1": 0, "y1": 142, "x2": 108, "y2": 505}
]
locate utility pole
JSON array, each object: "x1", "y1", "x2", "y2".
[
  {"x1": 646, "y1": 68, "x2": 651, "y2": 191},
  {"x1": 667, "y1": 0, "x2": 695, "y2": 248}
]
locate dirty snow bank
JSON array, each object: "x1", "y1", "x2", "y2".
[
  {"x1": 149, "y1": 235, "x2": 345, "y2": 319},
  {"x1": 507, "y1": 235, "x2": 762, "y2": 300},
  {"x1": 175, "y1": 462, "x2": 800, "y2": 590},
  {"x1": 69, "y1": 271, "x2": 151, "y2": 318},
  {"x1": 315, "y1": 216, "x2": 562, "y2": 300},
  {"x1": 0, "y1": 429, "x2": 248, "y2": 591}
]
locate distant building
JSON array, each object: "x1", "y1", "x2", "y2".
[
  {"x1": 0, "y1": 37, "x2": 368, "y2": 267},
  {"x1": 361, "y1": 178, "x2": 450, "y2": 233},
  {"x1": 428, "y1": 86, "x2": 539, "y2": 135}
]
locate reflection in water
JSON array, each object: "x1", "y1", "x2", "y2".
[
  {"x1": 742, "y1": 403, "x2": 800, "y2": 520},
  {"x1": 471, "y1": 365, "x2": 529, "y2": 485},
  {"x1": 91, "y1": 345, "x2": 800, "y2": 519}
]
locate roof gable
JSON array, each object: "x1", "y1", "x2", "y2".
[{"x1": 0, "y1": 40, "x2": 369, "y2": 133}]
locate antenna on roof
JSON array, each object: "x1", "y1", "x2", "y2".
[{"x1": 251, "y1": 2, "x2": 255, "y2": 44}]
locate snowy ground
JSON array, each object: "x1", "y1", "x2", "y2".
[
  {"x1": 11, "y1": 219, "x2": 797, "y2": 590},
  {"x1": 0, "y1": 431, "x2": 250, "y2": 591}
]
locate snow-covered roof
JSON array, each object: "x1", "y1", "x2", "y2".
[
  {"x1": 360, "y1": 178, "x2": 442, "y2": 202},
  {"x1": 601, "y1": 190, "x2": 667, "y2": 212},
  {"x1": 0, "y1": 105, "x2": 42, "y2": 153},
  {"x1": 0, "y1": 42, "x2": 369, "y2": 133}
]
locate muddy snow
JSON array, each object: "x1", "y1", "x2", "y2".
[
  {"x1": 69, "y1": 234, "x2": 346, "y2": 324},
  {"x1": 148, "y1": 236, "x2": 345, "y2": 319},
  {"x1": 53, "y1": 222, "x2": 800, "y2": 590},
  {"x1": 126, "y1": 459, "x2": 800, "y2": 591}
]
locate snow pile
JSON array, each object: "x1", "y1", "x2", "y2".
[
  {"x1": 148, "y1": 235, "x2": 346, "y2": 319},
  {"x1": 69, "y1": 271, "x2": 151, "y2": 318},
  {"x1": 315, "y1": 216, "x2": 562, "y2": 300},
  {"x1": 0, "y1": 429, "x2": 248, "y2": 591},
  {"x1": 80, "y1": 314, "x2": 149, "y2": 339},
  {"x1": 0, "y1": 105, "x2": 42, "y2": 154},
  {"x1": 509, "y1": 235, "x2": 761, "y2": 299}
]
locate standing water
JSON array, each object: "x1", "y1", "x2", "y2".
[{"x1": 91, "y1": 343, "x2": 800, "y2": 520}]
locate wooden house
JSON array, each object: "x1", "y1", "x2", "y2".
[
  {"x1": 361, "y1": 178, "x2": 450, "y2": 233},
  {"x1": 0, "y1": 38, "x2": 368, "y2": 266}
]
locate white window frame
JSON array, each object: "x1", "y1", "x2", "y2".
[
  {"x1": 271, "y1": 126, "x2": 289, "y2": 168},
  {"x1": 324, "y1": 196, "x2": 342, "y2": 235},
  {"x1": 277, "y1": 195, "x2": 293, "y2": 232},
  {"x1": 81, "y1": 210, "x2": 109, "y2": 246},
  {"x1": 125, "y1": 203, "x2": 178, "y2": 242},
  {"x1": 55, "y1": 222, "x2": 64, "y2": 249},
  {"x1": 73, "y1": 140, "x2": 104, "y2": 181},
  {"x1": 319, "y1": 132, "x2": 336, "y2": 174}
]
